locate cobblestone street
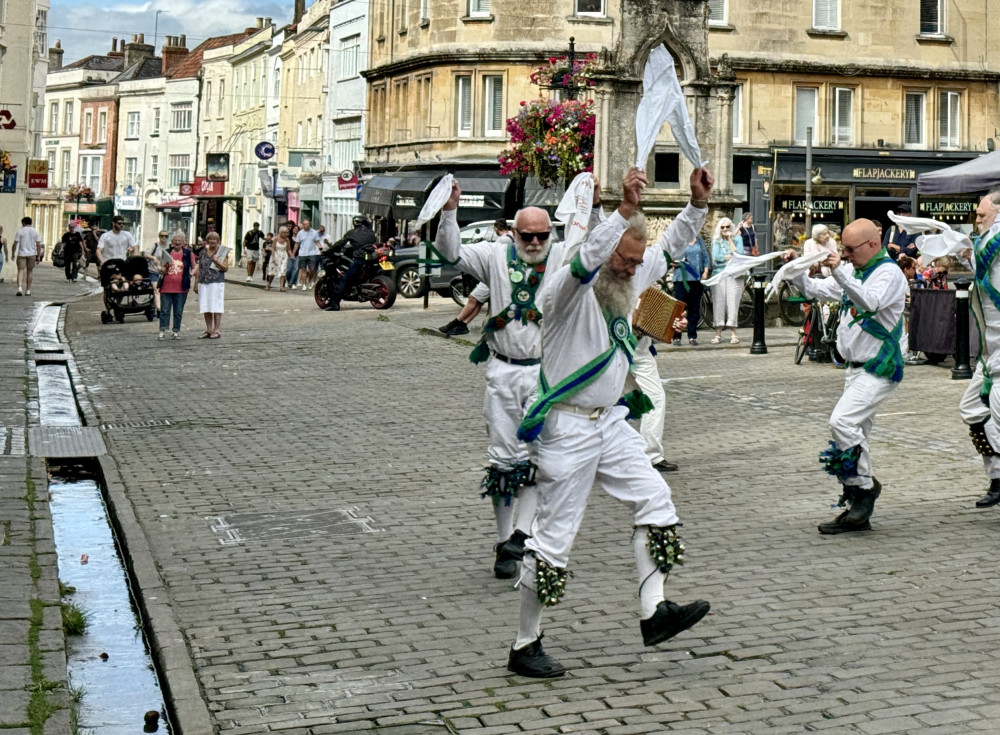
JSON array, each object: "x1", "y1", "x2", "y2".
[{"x1": 54, "y1": 275, "x2": 1000, "y2": 735}]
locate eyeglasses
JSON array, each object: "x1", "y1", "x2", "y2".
[
  {"x1": 515, "y1": 229, "x2": 550, "y2": 242},
  {"x1": 842, "y1": 239, "x2": 872, "y2": 254},
  {"x1": 612, "y1": 248, "x2": 644, "y2": 268},
  {"x1": 721, "y1": 226, "x2": 732, "y2": 230}
]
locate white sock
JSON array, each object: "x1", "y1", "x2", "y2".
[
  {"x1": 514, "y1": 554, "x2": 543, "y2": 650},
  {"x1": 634, "y1": 526, "x2": 665, "y2": 619},
  {"x1": 514, "y1": 483, "x2": 539, "y2": 535},
  {"x1": 494, "y1": 498, "x2": 514, "y2": 542}
]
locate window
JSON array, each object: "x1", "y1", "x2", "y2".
[
  {"x1": 273, "y1": 62, "x2": 281, "y2": 97},
  {"x1": 126, "y1": 111, "x2": 140, "y2": 139},
  {"x1": 150, "y1": 155, "x2": 158, "y2": 180},
  {"x1": 575, "y1": 0, "x2": 604, "y2": 14},
  {"x1": 82, "y1": 111, "x2": 93, "y2": 143},
  {"x1": 260, "y1": 64, "x2": 267, "y2": 104},
  {"x1": 812, "y1": 0, "x2": 839, "y2": 30},
  {"x1": 218, "y1": 80, "x2": 225, "y2": 115},
  {"x1": 251, "y1": 65, "x2": 258, "y2": 106},
  {"x1": 60, "y1": 149, "x2": 70, "y2": 187},
  {"x1": 456, "y1": 75, "x2": 472, "y2": 136},
  {"x1": 79, "y1": 155, "x2": 103, "y2": 193},
  {"x1": 794, "y1": 87, "x2": 817, "y2": 145},
  {"x1": 340, "y1": 35, "x2": 360, "y2": 79},
  {"x1": 920, "y1": 0, "x2": 943, "y2": 34},
  {"x1": 708, "y1": 0, "x2": 726, "y2": 25},
  {"x1": 732, "y1": 84, "x2": 742, "y2": 143},
  {"x1": 831, "y1": 87, "x2": 853, "y2": 146},
  {"x1": 483, "y1": 75, "x2": 504, "y2": 136},
  {"x1": 416, "y1": 75, "x2": 433, "y2": 136},
  {"x1": 152, "y1": 107, "x2": 160, "y2": 135},
  {"x1": 297, "y1": 121, "x2": 303, "y2": 146},
  {"x1": 46, "y1": 150, "x2": 56, "y2": 175},
  {"x1": 168, "y1": 154, "x2": 190, "y2": 187},
  {"x1": 170, "y1": 102, "x2": 192, "y2": 131},
  {"x1": 97, "y1": 110, "x2": 107, "y2": 143},
  {"x1": 904, "y1": 91, "x2": 926, "y2": 147},
  {"x1": 469, "y1": 0, "x2": 490, "y2": 17},
  {"x1": 49, "y1": 102, "x2": 58, "y2": 134},
  {"x1": 298, "y1": 55, "x2": 305, "y2": 83},
  {"x1": 63, "y1": 101, "x2": 74, "y2": 135},
  {"x1": 398, "y1": 0, "x2": 408, "y2": 29},
  {"x1": 205, "y1": 82, "x2": 212, "y2": 113},
  {"x1": 124, "y1": 157, "x2": 137, "y2": 186},
  {"x1": 0, "y1": 1, "x2": 5, "y2": 23},
  {"x1": 242, "y1": 68, "x2": 249, "y2": 108},
  {"x1": 420, "y1": 0, "x2": 429, "y2": 20},
  {"x1": 939, "y1": 91, "x2": 961, "y2": 148},
  {"x1": 333, "y1": 118, "x2": 362, "y2": 171}
]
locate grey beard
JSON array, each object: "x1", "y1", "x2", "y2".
[
  {"x1": 593, "y1": 265, "x2": 636, "y2": 319},
  {"x1": 514, "y1": 240, "x2": 550, "y2": 265}
]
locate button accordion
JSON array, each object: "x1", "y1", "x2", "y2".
[{"x1": 632, "y1": 286, "x2": 686, "y2": 342}]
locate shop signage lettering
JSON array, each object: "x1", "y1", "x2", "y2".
[
  {"x1": 396, "y1": 195, "x2": 417, "y2": 207},
  {"x1": 756, "y1": 165, "x2": 773, "y2": 177},
  {"x1": 778, "y1": 198, "x2": 844, "y2": 212},
  {"x1": 852, "y1": 167, "x2": 916, "y2": 181},
  {"x1": 459, "y1": 194, "x2": 486, "y2": 208},
  {"x1": 919, "y1": 200, "x2": 975, "y2": 214}
]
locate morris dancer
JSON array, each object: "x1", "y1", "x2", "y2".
[
  {"x1": 435, "y1": 185, "x2": 594, "y2": 578},
  {"x1": 958, "y1": 192, "x2": 1000, "y2": 508},
  {"x1": 506, "y1": 166, "x2": 712, "y2": 678},
  {"x1": 786, "y1": 219, "x2": 907, "y2": 534}
]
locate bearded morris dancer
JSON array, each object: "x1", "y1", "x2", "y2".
[
  {"x1": 435, "y1": 185, "x2": 596, "y2": 578},
  {"x1": 787, "y1": 219, "x2": 907, "y2": 534},
  {"x1": 506, "y1": 167, "x2": 713, "y2": 678},
  {"x1": 958, "y1": 192, "x2": 1000, "y2": 508}
]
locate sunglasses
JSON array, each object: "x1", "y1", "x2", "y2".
[
  {"x1": 516, "y1": 229, "x2": 550, "y2": 242},
  {"x1": 842, "y1": 241, "x2": 871, "y2": 254}
]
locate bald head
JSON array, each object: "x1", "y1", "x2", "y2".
[
  {"x1": 512, "y1": 206, "x2": 553, "y2": 264},
  {"x1": 840, "y1": 218, "x2": 882, "y2": 268}
]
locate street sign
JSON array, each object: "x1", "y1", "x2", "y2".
[
  {"x1": 193, "y1": 177, "x2": 225, "y2": 195},
  {"x1": 338, "y1": 169, "x2": 357, "y2": 190},
  {"x1": 254, "y1": 141, "x2": 275, "y2": 160},
  {"x1": 179, "y1": 182, "x2": 193, "y2": 196},
  {"x1": 27, "y1": 159, "x2": 47, "y2": 189},
  {"x1": 0, "y1": 110, "x2": 16, "y2": 130},
  {"x1": 205, "y1": 152, "x2": 230, "y2": 182}
]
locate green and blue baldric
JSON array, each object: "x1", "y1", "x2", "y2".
[{"x1": 841, "y1": 248, "x2": 904, "y2": 383}]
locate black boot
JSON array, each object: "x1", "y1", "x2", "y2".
[
  {"x1": 493, "y1": 541, "x2": 517, "y2": 579},
  {"x1": 498, "y1": 529, "x2": 529, "y2": 563},
  {"x1": 818, "y1": 479, "x2": 881, "y2": 534},
  {"x1": 507, "y1": 635, "x2": 565, "y2": 678},
  {"x1": 640, "y1": 599, "x2": 711, "y2": 646},
  {"x1": 976, "y1": 478, "x2": 1000, "y2": 508},
  {"x1": 439, "y1": 318, "x2": 469, "y2": 336}
]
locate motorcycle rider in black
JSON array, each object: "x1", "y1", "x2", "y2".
[{"x1": 329, "y1": 216, "x2": 378, "y2": 310}]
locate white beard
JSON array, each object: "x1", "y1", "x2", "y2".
[
  {"x1": 514, "y1": 239, "x2": 550, "y2": 265},
  {"x1": 593, "y1": 265, "x2": 636, "y2": 319}
]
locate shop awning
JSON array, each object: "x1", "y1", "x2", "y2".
[
  {"x1": 155, "y1": 196, "x2": 196, "y2": 210},
  {"x1": 392, "y1": 171, "x2": 446, "y2": 220},
  {"x1": 359, "y1": 175, "x2": 403, "y2": 218},
  {"x1": 917, "y1": 150, "x2": 1000, "y2": 194},
  {"x1": 454, "y1": 172, "x2": 511, "y2": 221},
  {"x1": 523, "y1": 176, "x2": 565, "y2": 210}
]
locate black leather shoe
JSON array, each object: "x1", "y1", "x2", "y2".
[
  {"x1": 439, "y1": 318, "x2": 469, "y2": 335},
  {"x1": 507, "y1": 635, "x2": 565, "y2": 678},
  {"x1": 976, "y1": 478, "x2": 1000, "y2": 508},
  {"x1": 493, "y1": 542, "x2": 517, "y2": 579},
  {"x1": 498, "y1": 529, "x2": 529, "y2": 564},
  {"x1": 818, "y1": 479, "x2": 880, "y2": 534},
  {"x1": 652, "y1": 460, "x2": 679, "y2": 472},
  {"x1": 641, "y1": 599, "x2": 710, "y2": 646}
]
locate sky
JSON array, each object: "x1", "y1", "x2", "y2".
[{"x1": 48, "y1": 0, "x2": 292, "y2": 64}]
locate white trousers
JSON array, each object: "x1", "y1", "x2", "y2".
[
  {"x1": 483, "y1": 357, "x2": 538, "y2": 469},
  {"x1": 525, "y1": 406, "x2": 679, "y2": 569},
  {"x1": 711, "y1": 276, "x2": 741, "y2": 328},
  {"x1": 629, "y1": 348, "x2": 665, "y2": 464},
  {"x1": 828, "y1": 368, "x2": 898, "y2": 488},
  {"x1": 957, "y1": 362, "x2": 1000, "y2": 480}
]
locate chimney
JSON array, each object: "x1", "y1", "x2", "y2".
[
  {"x1": 123, "y1": 33, "x2": 155, "y2": 69},
  {"x1": 256, "y1": 17, "x2": 264, "y2": 28},
  {"x1": 49, "y1": 40, "x2": 64, "y2": 70},
  {"x1": 179, "y1": 35, "x2": 186, "y2": 47},
  {"x1": 108, "y1": 37, "x2": 124, "y2": 58},
  {"x1": 294, "y1": 0, "x2": 305, "y2": 24},
  {"x1": 161, "y1": 35, "x2": 190, "y2": 76},
  {"x1": 264, "y1": 17, "x2": 272, "y2": 27}
]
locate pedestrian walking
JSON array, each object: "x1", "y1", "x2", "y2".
[
  {"x1": 261, "y1": 232, "x2": 274, "y2": 283},
  {"x1": 60, "y1": 223, "x2": 84, "y2": 282},
  {"x1": 671, "y1": 235, "x2": 710, "y2": 346},
  {"x1": 267, "y1": 227, "x2": 290, "y2": 291},
  {"x1": 196, "y1": 232, "x2": 228, "y2": 339},
  {"x1": 786, "y1": 219, "x2": 907, "y2": 534},
  {"x1": 96, "y1": 215, "x2": 136, "y2": 263},
  {"x1": 243, "y1": 222, "x2": 264, "y2": 281},
  {"x1": 13, "y1": 216, "x2": 42, "y2": 296},
  {"x1": 710, "y1": 217, "x2": 742, "y2": 344},
  {"x1": 157, "y1": 233, "x2": 196, "y2": 340},
  {"x1": 0, "y1": 226, "x2": 7, "y2": 282},
  {"x1": 295, "y1": 219, "x2": 322, "y2": 289},
  {"x1": 736, "y1": 212, "x2": 757, "y2": 255},
  {"x1": 285, "y1": 224, "x2": 300, "y2": 289},
  {"x1": 143, "y1": 231, "x2": 171, "y2": 316}
]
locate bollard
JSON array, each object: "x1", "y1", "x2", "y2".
[
  {"x1": 952, "y1": 277, "x2": 973, "y2": 380},
  {"x1": 750, "y1": 273, "x2": 768, "y2": 355}
]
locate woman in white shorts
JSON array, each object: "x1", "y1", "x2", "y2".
[{"x1": 195, "y1": 232, "x2": 228, "y2": 339}]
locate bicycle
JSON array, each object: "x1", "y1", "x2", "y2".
[
  {"x1": 794, "y1": 301, "x2": 843, "y2": 366},
  {"x1": 776, "y1": 281, "x2": 808, "y2": 327},
  {"x1": 662, "y1": 271, "x2": 754, "y2": 329}
]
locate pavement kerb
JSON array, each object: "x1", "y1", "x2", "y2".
[{"x1": 96, "y1": 454, "x2": 215, "y2": 735}]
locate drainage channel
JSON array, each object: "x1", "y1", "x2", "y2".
[{"x1": 33, "y1": 304, "x2": 170, "y2": 733}]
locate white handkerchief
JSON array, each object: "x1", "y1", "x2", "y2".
[
  {"x1": 414, "y1": 173, "x2": 454, "y2": 229},
  {"x1": 634, "y1": 45, "x2": 705, "y2": 170},
  {"x1": 886, "y1": 210, "x2": 972, "y2": 262},
  {"x1": 555, "y1": 172, "x2": 594, "y2": 252},
  {"x1": 702, "y1": 251, "x2": 782, "y2": 287},
  {"x1": 764, "y1": 251, "x2": 829, "y2": 301}
]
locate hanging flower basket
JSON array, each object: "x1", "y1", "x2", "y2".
[
  {"x1": 65, "y1": 184, "x2": 95, "y2": 202},
  {"x1": 498, "y1": 98, "x2": 595, "y2": 189},
  {"x1": 529, "y1": 53, "x2": 598, "y2": 91},
  {"x1": 0, "y1": 150, "x2": 13, "y2": 175}
]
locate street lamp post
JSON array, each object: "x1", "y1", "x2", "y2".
[{"x1": 804, "y1": 126, "x2": 813, "y2": 237}]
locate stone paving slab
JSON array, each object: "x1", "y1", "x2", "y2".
[{"x1": 60, "y1": 278, "x2": 1000, "y2": 733}]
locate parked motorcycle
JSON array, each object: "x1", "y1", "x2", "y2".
[{"x1": 314, "y1": 244, "x2": 397, "y2": 310}]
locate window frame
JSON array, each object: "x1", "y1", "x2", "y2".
[
  {"x1": 49, "y1": 102, "x2": 58, "y2": 135},
  {"x1": 939, "y1": 90, "x2": 961, "y2": 149},
  {"x1": 97, "y1": 110, "x2": 107, "y2": 143},
  {"x1": 831, "y1": 86, "x2": 854, "y2": 146},
  {"x1": 152, "y1": 107, "x2": 160, "y2": 136},
  {"x1": 82, "y1": 110, "x2": 93, "y2": 144},
  {"x1": 63, "y1": 101, "x2": 74, "y2": 135},
  {"x1": 707, "y1": 0, "x2": 727, "y2": 26},
  {"x1": 150, "y1": 155, "x2": 158, "y2": 181},
  {"x1": 904, "y1": 90, "x2": 927, "y2": 149},
  {"x1": 574, "y1": 0, "x2": 606, "y2": 17},
  {"x1": 468, "y1": 0, "x2": 490, "y2": 18},
  {"x1": 793, "y1": 86, "x2": 818, "y2": 146},
  {"x1": 168, "y1": 154, "x2": 191, "y2": 188},
  {"x1": 126, "y1": 111, "x2": 141, "y2": 139},
  {"x1": 340, "y1": 35, "x2": 360, "y2": 80},
  {"x1": 920, "y1": 0, "x2": 944, "y2": 35},
  {"x1": 79, "y1": 154, "x2": 103, "y2": 193},
  {"x1": 124, "y1": 157, "x2": 137, "y2": 186},
  {"x1": 812, "y1": 0, "x2": 840, "y2": 31},
  {"x1": 60, "y1": 149, "x2": 70, "y2": 188},
  {"x1": 483, "y1": 74, "x2": 504, "y2": 137},
  {"x1": 732, "y1": 84, "x2": 743, "y2": 144},
  {"x1": 455, "y1": 75, "x2": 473, "y2": 137},
  {"x1": 170, "y1": 102, "x2": 193, "y2": 132}
]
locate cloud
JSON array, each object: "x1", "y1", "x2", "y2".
[{"x1": 49, "y1": 0, "x2": 290, "y2": 63}]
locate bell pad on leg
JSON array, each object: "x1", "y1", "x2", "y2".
[
  {"x1": 480, "y1": 461, "x2": 537, "y2": 503},
  {"x1": 535, "y1": 558, "x2": 570, "y2": 607},
  {"x1": 646, "y1": 525, "x2": 685, "y2": 575},
  {"x1": 819, "y1": 442, "x2": 862, "y2": 481},
  {"x1": 969, "y1": 421, "x2": 999, "y2": 457}
]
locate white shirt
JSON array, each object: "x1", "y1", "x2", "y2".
[
  {"x1": 969, "y1": 213, "x2": 1000, "y2": 371},
  {"x1": 98, "y1": 229, "x2": 136, "y2": 260},
  {"x1": 13, "y1": 226, "x2": 41, "y2": 257},
  {"x1": 792, "y1": 259, "x2": 908, "y2": 364},
  {"x1": 537, "y1": 203, "x2": 707, "y2": 409},
  {"x1": 295, "y1": 228, "x2": 321, "y2": 256}
]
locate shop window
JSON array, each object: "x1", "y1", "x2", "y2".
[
  {"x1": 904, "y1": 91, "x2": 926, "y2": 148},
  {"x1": 920, "y1": 0, "x2": 943, "y2": 34},
  {"x1": 708, "y1": 0, "x2": 726, "y2": 26},
  {"x1": 831, "y1": 87, "x2": 853, "y2": 146},
  {"x1": 794, "y1": 87, "x2": 817, "y2": 145},
  {"x1": 812, "y1": 0, "x2": 839, "y2": 30},
  {"x1": 939, "y1": 91, "x2": 960, "y2": 149},
  {"x1": 456, "y1": 75, "x2": 472, "y2": 137}
]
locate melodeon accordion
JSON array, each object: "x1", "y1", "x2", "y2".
[{"x1": 633, "y1": 286, "x2": 685, "y2": 342}]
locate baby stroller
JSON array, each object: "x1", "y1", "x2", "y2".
[{"x1": 100, "y1": 258, "x2": 156, "y2": 324}]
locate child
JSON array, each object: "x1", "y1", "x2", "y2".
[{"x1": 109, "y1": 273, "x2": 128, "y2": 292}]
